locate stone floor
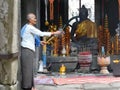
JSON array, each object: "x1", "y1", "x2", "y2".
[{"x1": 34, "y1": 55, "x2": 120, "y2": 90}]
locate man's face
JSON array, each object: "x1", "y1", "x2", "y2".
[{"x1": 29, "y1": 14, "x2": 37, "y2": 25}]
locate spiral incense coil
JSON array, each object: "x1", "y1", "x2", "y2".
[
  {"x1": 98, "y1": 25, "x2": 104, "y2": 54},
  {"x1": 119, "y1": 41, "x2": 120, "y2": 52},
  {"x1": 59, "y1": 16, "x2": 63, "y2": 28},
  {"x1": 65, "y1": 26, "x2": 70, "y2": 56},
  {"x1": 105, "y1": 29, "x2": 111, "y2": 55},
  {"x1": 111, "y1": 41, "x2": 114, "y2": 55},
  {"x1": 65, "y1": 26, "x2": 70, "y2": 44},
  {"x1": 66, "y1": 44, "x2": 70, "y2": 56},
  {"x1": 61, "y1": 34, "x2": 65, "y2": 47}
]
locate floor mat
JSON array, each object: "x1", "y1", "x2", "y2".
[
  {"x1": 53, "y1": 76, "x2": 120, "y2": 85},
  {"x1": 34, "y1": 75, "x2": 54, "y2": 85},
  {"x1": 34, "y1": 75, "x2": 120, "y2": 85}
]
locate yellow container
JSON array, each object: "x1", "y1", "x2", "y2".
[{"x1": 59, "y1": 64, "x2": 66, "y2": 75}]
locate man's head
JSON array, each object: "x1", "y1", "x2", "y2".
[
  {"x1": 79, "y1": 5, "x2": 88, "y2": 20},
  {"x1": 27, "y1": 13, "x2": 37, "y2": 25}
]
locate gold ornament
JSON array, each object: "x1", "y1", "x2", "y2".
[{"x1": 45, "y1": 21, "x2": 49, "y2": 26}]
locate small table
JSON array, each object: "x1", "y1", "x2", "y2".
[{"x1": 46, "y1": 56, "x2": 78, "y2": 72}]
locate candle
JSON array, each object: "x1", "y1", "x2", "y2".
[{"x1": 101, "y1": 46, "x2": 105, "y2": 55}]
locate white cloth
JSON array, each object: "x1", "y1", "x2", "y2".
[{"x1": 21, "y1": 24, "x2": 52, "y2": 51}]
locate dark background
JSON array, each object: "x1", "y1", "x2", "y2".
[{"x1": 21, "y1": 0, "x2": 119, "y2": 35}]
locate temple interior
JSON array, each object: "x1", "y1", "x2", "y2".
[{"x1": 21, "y1": 0, "x2": 120, "y2": 75}]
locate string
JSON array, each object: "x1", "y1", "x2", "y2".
[{"x1": 45, "y1": 0, "x2": 48, "y2": 21}]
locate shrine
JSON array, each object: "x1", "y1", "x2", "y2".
[
  {"x1": 21, "y1": 0, "x2": 120, "y2": 74},
  {"x1": 0, "y1": 0, "x2": 120, "y2": 90}
]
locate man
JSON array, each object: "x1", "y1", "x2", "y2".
[{"x1": 20, "y1": 13, "x2": 61, "y2": 90}]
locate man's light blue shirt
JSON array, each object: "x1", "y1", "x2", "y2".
[{"x1": 21, "y1": 24, "x2": 52, "y2": 51}]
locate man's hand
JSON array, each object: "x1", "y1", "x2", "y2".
[
  {"x1": 51, "y1": 31, "x2": 63, "y2": 36},
  {"x1": 54, "y1": 31, "x2": 62, "y2": 35},
  {"x1": 40, "y1": 41, "x2": 47, "y2": 45}
]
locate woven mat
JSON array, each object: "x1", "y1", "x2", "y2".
[
  {"x1": 34, "y1": 75, "x2": 120, "y2": 85},
  {"x1": 53, "y1": 76, "x2": 120, "y2": 85},
  {"x1": 34, "y1": 75, "x2": 54, "y2": 85}
]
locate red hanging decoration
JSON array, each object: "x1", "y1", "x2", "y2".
[{"x1": 49, "y1": 0, "x2": 54, "y2": 20}]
